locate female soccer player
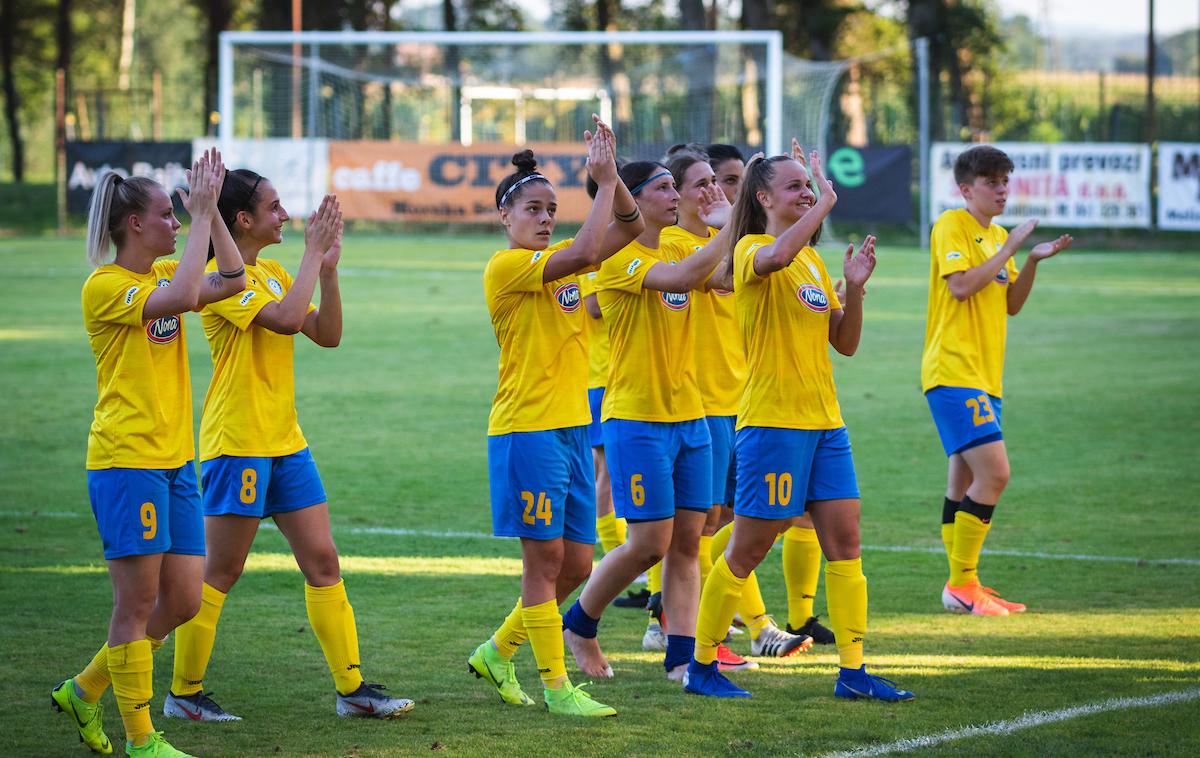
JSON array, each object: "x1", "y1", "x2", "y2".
[
  {"x1": 467, "y1": 117, "x2": 642, "y2": 717},
  {"x1": 53, "y1": 150, "x2": 246, "y2": 758},
  {"x1": 686, "y1": 148, "x2": 913, "y2": 702},
  {"x1": 924, "y1": 145, "x2": 1071, "y2": 617},
  {"x1": 163, "y1": 174, "x2": 413, "y2": 721},
  {"x1": 707, "y1": 143, "x2": 747, "y2": 204},
  {"x1": 560, "y1": 159, "x2": 735, "y2": 683}
]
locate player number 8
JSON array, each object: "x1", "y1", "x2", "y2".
[{"x1": 240, "y1": 468, "x2": 257, "y2": 504}]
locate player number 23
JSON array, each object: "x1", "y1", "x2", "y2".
[
  {"x1": 965, "y1": 394, "x2": 995, "y2": 427},
  {"x1": 521, "y1": 491, "x2": 552, "y2": 525}
]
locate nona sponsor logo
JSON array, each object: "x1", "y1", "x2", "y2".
[
  {"x1": 660, "y1": 290, "x2": 690, "y2": 311},
  {"x1": 555, "y1": 282, "x2": 581, "y2": 312},
  {"x1": 146, "y1": 315, "x2": 180, "y2": 344},
  {"x1": 797, "y1": 284, "x2": 830, "y2": 312}
]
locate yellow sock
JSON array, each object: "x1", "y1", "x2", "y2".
[
  {"x1": 491, "y1": 598, "x2": 528, "y2": 658},
  {"x1": 172, "y1": 581, "x2": 226, "y2": 696},
  {"x1": 305, "y1": 580, "x2": 363, "y2": 696},
  {"x1": 697, "y1": 535, "x2": 714, "y2": 588},
  {"x1": 783, "y1": 526, "x2": 822, "y2": 628},
  {"x1": 146, "y1": 635, "x2": 165, "y2": 653},
  {"x1": 941, "y1": 523, "x2": 956, "y2": 573},
  {"x1": 75, "y1": 645, "x2": 111, "y2": 704},
  {"x1": 949, "y1": 512, "x2": 991, "y2": 587},
  {"x1": 596, "y1": 512, "x2": 627, "y2": 553},
  {"x1": 740, "y1": 571, "x2": 771, "y2": 639},
  {"x1": 647, "y1": 560, "x2": 663, "y2": 596},
  {"x1": 695, "y1": 556, "x2": 747, "y2": 664},
  {"x1": 108, "y1": 640, "x2": 154, "y2": 746},
  {"x1": 521, "y1": 598, "x2": 566, "y2": 687},
  {"x1": 709, "y1": 522, "x2": 733, "y2": 560},
  {"x1": 825, "y1": 558, "x2": 867, "y2": 670}
]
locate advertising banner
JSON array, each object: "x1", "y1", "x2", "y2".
[
  {"x1": 196, "y1": 139, "x2": 329, "y2": 217},
  {"x1": 66, "y1": 142, "x2": 191, "y2": 213},
  {"x1": 930, "y1": 142, "x2": 1151, "y2": 228},
  {"x1": 328, "y1": 141, "x2": 592, "y2": 223},
  {"x1": 1157, "y1": 143, "x2": 1200, "y2": 231},
  {"x1": 826, "y1": 145, "x2": 912, "y2": 224}
]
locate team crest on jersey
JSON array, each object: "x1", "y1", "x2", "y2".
[
  {"x1": 994, "y1": 268, "x2": 1009, "y2": 285},
  {"x1": 157, "y1": 278, "x2": 171, "y2": 288},
  {"x1": 266, "y1": 278, "x2": 283, "y2": 296},
  {"x1": 660, "y1": 291, "x2": 690, "y2": 311},
  {"x1": 797, "y1": 284, "x2": 830, "y2": 312},
  {"x1": 146, "y1": 315, "x2": 180, "y2": 344},
  {"x1": 554, "y1": 282, "x2": 581, "y2": 312}
]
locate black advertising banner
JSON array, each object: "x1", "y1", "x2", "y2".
[
  {"x1": 66, "y1": 142, "x2": 191, "y2": 214},
  {"x1": 826, "y1": 145, "x2": 912, "y2": 224}
]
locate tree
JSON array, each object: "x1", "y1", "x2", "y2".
[
  {"x1": 1, "y1": 0, "x2": 24, "y2": 180},
  {"x1": 200, "y1": 0, "x2": 233, "y2": 134}
]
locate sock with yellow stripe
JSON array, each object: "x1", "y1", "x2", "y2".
[
  {"x1": 74, "y1": 633, "x2": 167, "y2": 704},
  {"x1": 108, "y1": 640, "x2": 154, "y2": 746},
  {"x1": 595, "y1": 512, "x2": 627, "y2": 553},
  {"x1": 646, "y1": 560, "x2": 663, "y2": 596},
  {"x1": 941, "y1": 497, "x2": 960, "y2": 573},
  {"x1": 697, "y1": 535, "x2": 714, "y2": 588},
  {"x1": 710, "y1": 522, "x2": 770, "y2": 638},
  {"x1": 490, "y1": 598, "x2": 528, "y2": 658},
  {"x1": 305, "y1": 580, "x2": 364, "y2": 696},
  {"x1": 521, "y1": 598, "x2": 567, "y2": 688},
  {"x1": 171, "y1": 581, "x2": 226, "y2": 697},
  {"x1": 949, "y1": 497, "x2": 995, "y2": 587},
  {"x1": 825, "y1": 558, "x2": 867, "y2": 670},
  {"x1": 694, "y1": 556, "x2": 747, "y2": 665},
  {"x1": 783, "y1": 526, "x2": 822, "y2": 628}
]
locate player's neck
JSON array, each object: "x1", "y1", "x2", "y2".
[
  {"x1": 963, "y1": 204, "x2": 994, "y2": 230},
  {"x1": 236, "y1": 240, "x2": 264, "y2": 265},
  {"x1": 637, "y1": 223, "x2": 663, "y2": 250},
  {"x1": 677, "y1": 210, "x2": 708, "y2": 238},
  {"x1": 113, "y1": 246, "x2": 157, "y2": 275}
]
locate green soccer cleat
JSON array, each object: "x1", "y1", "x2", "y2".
[
  {"x1": 544, "y1": 682, "x2": 617, "y2": 718},
  {"x1": 51, "y1": 679, "x2": 112, "y2": 755},
  {"x1": 468, "y1": 641, "x2": 534, "y2": 706},
  {"x1": 124, "y1": 731, "x2": 196, "y2": 758}
]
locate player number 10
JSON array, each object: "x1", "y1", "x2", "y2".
[
  {"x1": 521, "y1": 491, "x2": 552, "y2": 525},
  {"x1": 764, "y1": 472, "x2": 793, "y2": 506}
]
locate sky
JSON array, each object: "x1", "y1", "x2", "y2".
[{"x1": 995, "y1": 0, "x2": 1199, "y2": 37}]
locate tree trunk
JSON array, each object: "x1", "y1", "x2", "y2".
[
  {"x1": 907, "y1": 0, "x2": 946, "y2": 140},
  {"x1": 205, "y1": 0, "x2": 234, "y2": 135},
  {"x1": 0, "y1": 0, "x2": 23, "y2": 181},
  {"x1": 679, "y1": 0, "x2": 713, "y2": 141},
  {"x1": 597, "y1": 0, "x2": 632, "y2": 136},
  {"x1": 443, "y1": 0, "x2": 462, "y2": 143},
  {"x1": 740, "y1": 0, "x2": 772, "y2": 147}
]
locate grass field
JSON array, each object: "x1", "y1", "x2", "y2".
[{"x1": 2, "y1": 231, "x2": 1198, "y2": 757}]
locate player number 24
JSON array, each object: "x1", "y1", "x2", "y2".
[
  {"x1": 522, "y1": 491, "x2": 552, "y2": 525},
  {"x1": 965, "y1": 394, "x2": 995, "y2": 427},
  {"x1": 764, "y1": 472, "x2": 793, "y2": 506}
]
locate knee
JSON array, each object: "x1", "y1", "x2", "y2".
[
  {"x1": 559, "y1": 556, "x2": 592, "y2": 591},
  {"x1": 113, "y1": 591, "x2": 157, "y2": 624},
  {"x1": 976, "y1": 464, "x2": 1010, "y2": 496},
  {"x1": 205, "y1": 562, "x2": 245, "y2": 593},
  {"x1": 727, "y1": 541, "x2": 771, "y2": 576},
  {"x1": 300, "y1": 547, "x2": 341, "y2": 587}
]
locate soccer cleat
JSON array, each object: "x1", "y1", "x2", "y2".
[
  {"x1": 982, "y1": 585, "x2": 1026, "y2": 613},
  {"x1": 124, "y1": 732, "x2": 196, "y2": 758},
  {"x1": 942, "y1": 581, "x2": 1009, "y2": 616},
  {"x1": 716, "y1": 644, "x2": 758, "y2": 671},
  {"x1": 787, "y1": 615, "x2": 836, "y2": 645},
  {"x1": 613, "y1": 588, "x2": 651, "y2": 608},
  {"x1": 642, "y1": 619, "x2": 667, "y2": 652},
  {"x1": 646, "y1": 591, "x2": 664, "y2": 622},
  {"x1": 335, "y1": 682, "x2": 415, "y2": 718},
  {"x1": 467, "y1": 641, "x2": 534, "y2": 706},
  {"x1": 749, "y1": 621, "x2": 813, "y2": 657},
  {"x1": 544, "y1": 682, "x2": 616, "y2": 717},
  {"x1": 163, "y1": 691, "x2": 242, "y2": 722},
  {"x1": 51, "y1": 679, "x2": 113, "y2": 755},
  {"x1": 683, "y1": 661, "x2": 751, "y2": 698},
  {"x1": 834, "y1": 666, "x2": 915, "y2": 702}
]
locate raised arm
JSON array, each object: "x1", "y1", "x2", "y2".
[
  {"x1": 254, "y1": 195, "x2": 341, "y2": 335},
  {"x1": 196, "y1": 150, "x2": 249, "y2": 307},
  {"x1": 643, "y1": 185, "x2": 734, "y2": 294},
  {"x1": 828, "y1": 235, "x2": 877, "y2": 356},
  {"x1": 753, "y1": 149, "x2": 837, "y2": 276},
  {"x1": 1005, "y1": 232, "x2": 1072, "y2": 315},
  {"x1": 300, "y1": 221, "x2": 344, "y2": 347}
]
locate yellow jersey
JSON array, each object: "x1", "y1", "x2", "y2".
[
  {"x1": 595, "y1": 239, "x2": 704, "y2": 423},
  {"x1": 734, "y1": 234, "x2": 844, "y2": 430},
  {"x1": 921, "y1": 208, "x2": 1019, "y2": 397},
  {"x1": 661, "y1": 225, "x2": 745, "y2": 416},
  {"x1": 198, "y1": 258, "x2": 315, "y2": 461},
  {"x1": 578, "y1": 270, "x2": 610, "y2": 390},
  {"x1": 82, "y1": 259, "x2": 193, "y2": 469},
  {"x1": 484, "y1": 239, "x2": 590, "y2": 435}
]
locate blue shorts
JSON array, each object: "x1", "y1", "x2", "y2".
[
  {"x1": 87, "y1": 463, "x2": 205, "y2": 560},
  {"x1": 201, "y1": 448, "x2": 327, "y2": 519},
  {"x1": 706, "y1": 415, "x2": 737, "y2": 506},
  {"x1": 734, "y1": 427, "x2": 860, "y2": 519},
  {"x1": 587, "y1": 387, "x2": 605, "y2": 448},
  {"x1": 488, "y1": 426, "x2": 596, "y2": 543},
  {"x1": 925, "y1": 386, "x2": 1004, "y2": 456},
  {"x1": 602, "y1": 418, "x2": 712, "y2": 522}
]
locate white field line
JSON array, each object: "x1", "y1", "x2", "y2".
[
  {"x1": 814, "y1": 687, "x2": 1200, "y2": 758},
  {"x1": 7, "y1": 510, "x2": 1197, "y2": 567}
]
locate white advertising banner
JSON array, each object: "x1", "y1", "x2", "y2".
[
  {"x1": 1157, "y1": 143, "x2": 1200, "y2": 231},
  {"x1": 193, "y1": 139, "x2": 329, "y2": 217},
  {"x1": 930, "y1": 142, "x2": 1152, "y2": 228}
]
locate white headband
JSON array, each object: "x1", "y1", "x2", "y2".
[{"x1": 498, "y1": 173, "x2": 551, "y2": 208}]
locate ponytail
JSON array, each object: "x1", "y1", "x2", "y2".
[{"x1": 85, "y1": 172, "x2": 159, "y2": 268}]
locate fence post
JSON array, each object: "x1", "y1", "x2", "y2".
[{"x1": 916, "y1": 36, "x2": 930, "y2": 249}]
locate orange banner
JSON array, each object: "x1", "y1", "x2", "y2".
[{"x1": 328, "y1": 141, "x2": 593, "y2": 223}]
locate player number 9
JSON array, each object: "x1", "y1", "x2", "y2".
[{"x1": 140, "y1": 502, "x2": 157, "y2": 540}]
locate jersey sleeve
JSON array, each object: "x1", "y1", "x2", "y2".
[
  {"x1": 487, "y1": 246, "x2": 559, "y2": 295},
  {"x1": 83, "y1": 268, "x2": 158, "y2": 327},
  {"x1": 734, "y1": 236, "x2": 769, "y2": 288},
  {"x1": 931, "y1": 218, "x2": 973, "y2": 278},
  {"x1": 597, "y1": 245, "x2": 657, "y2": 294},
  {"x1": 204, "y1": 269, "x2": 272, "y2": 331}
]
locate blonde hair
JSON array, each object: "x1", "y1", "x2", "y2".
[{"x1": 85, "y1": 172, "x2": 160, "y2": 267}]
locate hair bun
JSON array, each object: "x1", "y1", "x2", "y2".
[{"x1": 511, "y1": 149, "x2": 538, "y2": 173}]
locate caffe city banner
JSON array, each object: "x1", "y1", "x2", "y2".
[
  {"x1": 328, "y1": 141, "x2": 593, "y2": 223},
  {"x1": 930, "y1": 142, "x2": 1152, "y2": 228}
]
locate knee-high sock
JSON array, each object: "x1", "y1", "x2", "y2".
[
  {"x1": 75, "y1": 634, "x2": 166, "y2": 704},
  {"x1": 783, "y1": 526, "x2": 822, "y2": 628},
  {"x1": 710, "y1": 522, "x2": 769, "y2": 637},
  {"x1": 305, "y1": 580, "x2": 363, "y2": 695},
  {"x1": 596, "y1": 512, "x2": 627, "y2": 554},
  {"x1": 949, "y1": 511, "x2": 991, "y2": 587},
  {"x1": 697, "y1": 535, "x2": 714, "y2": 588},
  {"x1": 521, "y1": 598, "x2": 566, "y2": 688},
  {"x1": 694, "y1": 556, "x2": 747, "y2": 665},
  {"x1": 108, "y1": 640, "x2": 154, "y2": 746},
  {"x1": 491, "y1": 598, "x2": 528, "y2": 658},
  {"x1": 825, "y1": 558, "x2": 867, "y2": 670},
  {"x1": 647, "y1": 560, "x2": 663, "y2": 596},
  {"x1": 171, "y1": 582, "x2": 226, "y2": 696},
  {"x1": 941, "y1": 497, "x2": 960, "y2": 574}
]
